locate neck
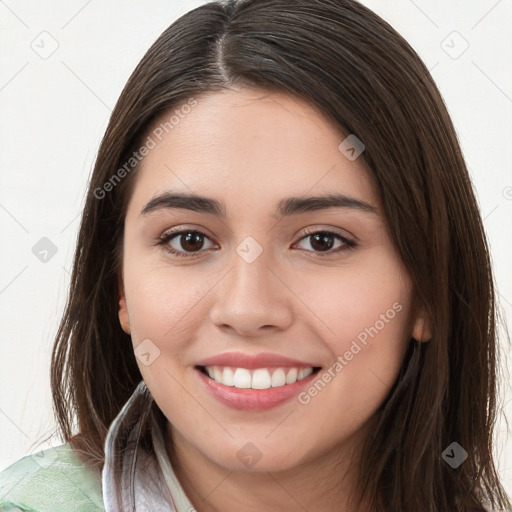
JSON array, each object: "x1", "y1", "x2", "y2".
[{"x1": 166, "y1": 424, "x2": 371, "y2": 512}]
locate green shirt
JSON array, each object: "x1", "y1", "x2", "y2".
[
  {"x1": 0, "y1": 381, "x2": 195, "y2": 512},
  {"x1": 0, "y1": 443, "x2": 104, "y2": 511}
]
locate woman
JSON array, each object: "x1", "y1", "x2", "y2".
[{"x1": 1, "y1": 0, "x2": 510, "y2": 511}]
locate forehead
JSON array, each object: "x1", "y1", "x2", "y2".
[{"x1": 128, "y1": 87, "x2": 378, "y2": 215}]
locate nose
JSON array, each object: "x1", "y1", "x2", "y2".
[{"x1": 209, "y1": 246, "x2": 294, "y2": 337}]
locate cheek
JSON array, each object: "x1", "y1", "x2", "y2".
[
  {"x1": 122, "y1": 260, "x2": 210, "y2": 404},
  {"x1": 123, "y1": 253, "x2": 211, "y2": 345},
  {"x1": 293, "y1": 256, "x2": 412, "y2": 348},
  {"x1": 291, "y1": 256, "x2": 412, "y2": 409}
]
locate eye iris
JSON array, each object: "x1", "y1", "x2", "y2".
[
  {"x1": 180, "y1": 232, "x2": 204, "y2": 252},
  {"x1": 310, "y1": 232, "x2": 334, "y2": 252},
  {"x1": 170, "y1": 231, "x2": 342, "y2": 253}
]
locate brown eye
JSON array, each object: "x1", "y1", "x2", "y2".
[
  {"x1": 308, "y1": 232, "x2": 336, "y2": 252},
  {"x1": 157, "y1": 229, "x2": 216, "y2": 258},
  {"x1": 295, "y1": 230, "x2": 356, "y2": 257},
  {"x1": 177, "y1": 232, "x2": 206, "y2": 252}
]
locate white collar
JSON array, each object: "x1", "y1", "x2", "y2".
[{"x1": 101, "y1": 380, "x2": 195, "y2": 512}]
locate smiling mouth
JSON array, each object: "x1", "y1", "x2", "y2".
[{"x1": 195, "y1": 365, "x2": 322, "y2": 390}]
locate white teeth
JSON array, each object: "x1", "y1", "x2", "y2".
[
  {"x1": 222, "y1": 367, "x2": 235, "y2": 386},
  {"x1": 233, "y1": 368, "x2": 252, "y2": 388},
  {"x1": 202, "y1": 366, "x2": 316, "y2": 389},
  {"x1": 213, "y1": 367, "x2": 223, "y2": 382},
  {"x1": 252, "y1": 368, "x2": 272, "y2": 389},
  {"x1": 271, "y1": 368, "x2": 286, "y2": 387},
  {"x1": 285, "y1": 367, "x2": 298, "y2": 384},
  {"x1": 298, "y1": 368, "x2": 313, "y2": 380}
]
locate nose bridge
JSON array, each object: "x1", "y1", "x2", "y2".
[
  {"x1": 226, "y1": 240, "x2": 276, "y2": 308},
  {"x1": 209, "y1": 237, "x2": 293, "y2": 333},
  {"x1": 226, "y1": 232, "x2": 273, "y2": 291}
]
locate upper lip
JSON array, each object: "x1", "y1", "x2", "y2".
[{"x1": 195, "y1": 351, "x2": 322, "y2": 370}]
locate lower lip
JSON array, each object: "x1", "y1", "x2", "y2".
[{"x1": 195, "y1": 367, "x2": 320, "y2": 411}]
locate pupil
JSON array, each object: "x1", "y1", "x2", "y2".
[{"x1": 310, "y1": 233, "x2": 334, "y2": 252}]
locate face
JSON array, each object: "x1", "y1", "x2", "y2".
[{"x1": 118, "y1": 87, "x2": 429, "y2": 474}]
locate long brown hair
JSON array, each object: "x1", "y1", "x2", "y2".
[{"x1": 47, "y1": 0, "x2": 510, "y2": 510}]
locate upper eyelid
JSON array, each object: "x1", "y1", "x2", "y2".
[
  {"x1": 159, "y1": 226, "x2": 355, "y2": 246},
  {"x1": 300, "y1": 226, "x2": 355, "y2": 241}
]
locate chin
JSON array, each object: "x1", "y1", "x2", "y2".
[{"x1": 202, "y1": 441, "x2": 307, "y2": 474}]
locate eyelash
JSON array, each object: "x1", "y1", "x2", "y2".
[{"x1": 156, "y1": 227, "x2": 357, "y2": 259}]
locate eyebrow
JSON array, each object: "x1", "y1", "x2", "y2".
[{"x1": 140, "y1": 192, "x2": 377, "y2": 217}]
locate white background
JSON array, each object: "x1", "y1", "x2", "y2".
[{"x1": 1, "y1": 0, "x2": 511, "y2": 497}]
